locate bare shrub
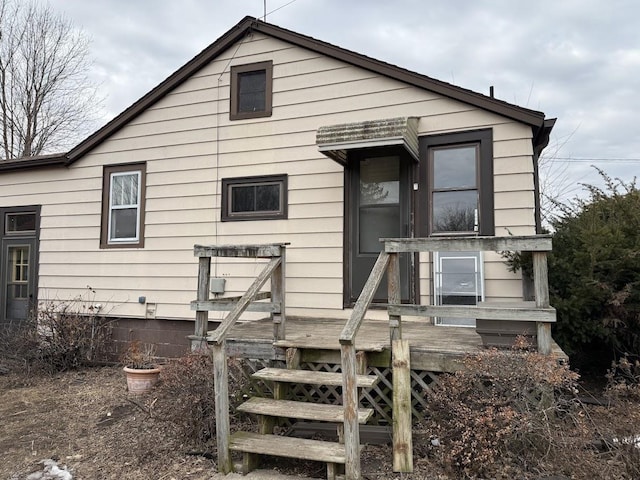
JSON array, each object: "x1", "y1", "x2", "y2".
[
  {"x1": 606, "y1": 355, "x2": 640, "y2": 401},
  {"x1": 420, "y1": 339, "x2": 590, "y2": 478},
  {"x1": 156, "y1": 353, "x2": 248, "y2": 449},
  {"x1": 0, "y1": 289, "x2": 113, "y2": 374},
  {"x1": 156, "y1": 353, "x2": 216, "y2": 447}
]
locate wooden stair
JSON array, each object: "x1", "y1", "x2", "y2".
[{"x1": 232, "y1": 364, "x2": 379, "y2": 479}]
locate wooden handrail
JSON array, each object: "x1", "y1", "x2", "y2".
[
  {"x1": 383, "y1": 234, "x2": 552, "y2": 253},
  {"x1": 339, "y1": 251, "x2": 390, "y2": 344},
  {"x1": 208, "y1": 257, "x2": 282, "y2": 345}
]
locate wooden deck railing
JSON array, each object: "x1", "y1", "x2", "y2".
[
  {"x1": 190, "y1": 243, "x2": 287, "y2": 474},
  {"x1": 339, "y1": 234, "x2": 554, "y2": 477}
]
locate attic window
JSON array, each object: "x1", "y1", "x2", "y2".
[{"x1": 230, "y1": 61, "x2": 273, "y2": 120}]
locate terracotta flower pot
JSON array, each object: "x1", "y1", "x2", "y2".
[{"x1": 123, "y1": 366, "x2": 161, "y2": 394}]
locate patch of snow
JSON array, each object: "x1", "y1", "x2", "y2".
[{"x1": 25, "y1": 459, "x2": 72, "y2": 480}]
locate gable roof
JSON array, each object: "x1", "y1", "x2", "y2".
[{"x1": 1, "y1": 16, "x2": 553, "y2": 171}]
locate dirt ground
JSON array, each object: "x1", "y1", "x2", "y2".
[
  {"x1": 1, "y1": 364, "x2": 638, "y2": 480},
  {"x1": 0, "y1": 366, "x2": 418, "y2": 480}
]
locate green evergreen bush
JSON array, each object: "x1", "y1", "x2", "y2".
[{"x1": 548, "y1": 172, "x2": 640, "y2": 371}]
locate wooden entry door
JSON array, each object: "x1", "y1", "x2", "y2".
[
  {"x1": 346, "y1": 151, "x2": 411, "y2": 305},
  {"x1": 1, "y1": 238, "x2": 36, "y2": 325}
]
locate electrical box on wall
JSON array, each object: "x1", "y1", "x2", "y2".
[{"x1": 210, "y1": 277, "x2": 226, "y2": 294}]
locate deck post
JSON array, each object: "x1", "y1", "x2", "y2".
[
  {"x1": 193, "y1": 256, "x2": 211, "y2": 351},
  {"x1": 387, "y1": 252, "x2": 402, "y2": 341},
  {"x1": 341, "y1": 342, "x2": 361, "y2": 480},
  {"x1": 212, "y1": 341, "x2": 233, "y2": 474},
  {"x1": 392, "y1": 339, "x2": 413, "y2": 472},
  {"x1": 532, "y1": 251, "x2": 551, "y2": 354},
  {"x1": 272, "y1": 246, "x2": 286, "y2": 342}
]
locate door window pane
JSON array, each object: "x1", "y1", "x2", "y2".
[
  {"x1": 359, "y1": 156, "x2": 399, "y2": 205},
  {"x1": 359, "y1": 206, "x2": 400, "y2": 253},
  {"x1": 6, "y1": 213, "x2": 36, "y2": 234},
  {"x1": 6, "y1": 245, "x2": 30, "y2": 321}
]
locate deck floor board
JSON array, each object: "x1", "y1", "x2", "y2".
[{"x1": 216, "y1": 315, "x2": 567, "y2": 371}]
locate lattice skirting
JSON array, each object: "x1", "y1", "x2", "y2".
[{"x1": 231, "y1": 358, "x2": 442, "y2": 424}]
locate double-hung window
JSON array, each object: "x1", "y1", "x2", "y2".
[
  {"x1": 221, "y1": 174, "x2": 287, "y2": 221},
  {"x1": 420, "y1": 129, "x2": 494, "y2": 236},
  {"x1": 101, "y1": 164, "x2": 146, "y2": 248}
]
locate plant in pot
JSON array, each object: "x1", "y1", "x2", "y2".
[{"x1": 121, "y1": 340, "x2": 161, "y2": 394}]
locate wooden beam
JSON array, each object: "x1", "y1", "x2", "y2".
[
  {"x1": 191, "y1": 299, "x2": 280, "y2": 313},
  {"x1": 341, "y1": 343, "x2": 361, "y2": 480},
  {"x1": 533, "y1": 251, "x2": 551, "y2": 354},
  {"x1": 384, "y1": 235, "x2": 552, "y2": 253},
  {"x1": 392, "y1": 340, "x2": 413, "y2": 473},
  {"x1": 389, "y1": 303, "x2": 556, "y2": 323},
  {"x1": 387, "y1": 252, "x2": 402, "y2": 342},
  {"x1": 340, "y1": 251, "x2": 390, "y2": 344},
  {"x1": 208, "y1": 257, "x2": 282, "y2": 345},
  {"x1": 193, "y1": 256, "x2": 211, "y2": 351},
  {"x1": 533, "y1": 252, "x2": 550, "y2": 308},
  {"x1": 213, "y1": 342, "x2": 233, "y2": 474},
  {"x1": 537, "y1": 322, "x2": 552, "y2": 355},
  {"x1": 194, "y1": 243, "x2": 287, "y2": 258},
  {"x1": 272, "y1": 245, "x2": 286, "y2": 341}
]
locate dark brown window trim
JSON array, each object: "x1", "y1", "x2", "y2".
[
  {"x1": 419, "y1": 129, "x2": 494, "y2": 236},
  {"x1": 221, "y1": 174, "x2": 287, "y2": 222},
  {"x1": 229, "y1": 60, "x2": 273, "y2": 120},
  {"x1": 100, "y1": 163, "x2": 146, "y2": 249}
]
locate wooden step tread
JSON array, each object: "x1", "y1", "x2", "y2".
[
  {"x1": 230, "y1": 431, "x2": 354, "y2": 463},
  {"x1": 237, "y1": 397, "x2": 373, "y2": 423},
  {"x1": 252, "y1": 367, "x2": 378, "y2": 387}
]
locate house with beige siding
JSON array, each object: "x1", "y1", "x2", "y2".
[{"x1": 0, "y1": 16, "x2": 555, "y2": 357}]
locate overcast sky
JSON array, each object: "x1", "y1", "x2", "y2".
[{"x1": 51, "y1": 0, "x2": 639, "y2": 207}]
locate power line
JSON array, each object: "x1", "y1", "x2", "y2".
[{"x1": 548, "y1": 157, "x2": 640, "y2": 163}]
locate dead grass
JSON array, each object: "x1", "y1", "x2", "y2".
[{"x1": 0, "y1": 364, "x2": 638, "y2": 480}]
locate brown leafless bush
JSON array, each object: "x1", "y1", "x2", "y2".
[
  {"x1": 156, "y1": 353, "x2": 248, "y2": 449},
  {"x1": 419, "y1": 339, "x2": 599, "y2": 478},
  {"x1": 0, "y1": 289, "x2": 113, "y2": 374}
]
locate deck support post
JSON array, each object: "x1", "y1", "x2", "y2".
[
  {"x1": 272, "y1": 246, "x2": 286, "y2": 342},
  {"x1": 532, "y1": 252, "x2": 551, "y2": 354},
  {"x1": 212, "y1": 342, "x2": 233, "y2": 474},
  {"x1": 387, "y1": 252, "x2": 402, "y2": 342},
  {"x1": 341, "y1": 342, "x2": 361, "y2": 480},
  {"x1": 192, "y1": 256, "x2": 211, "y2": 351},
  {"x1": 392, "y1": 339, "x2": 413, "y2": 472}
]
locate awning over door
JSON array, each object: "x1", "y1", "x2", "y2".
[{"x1": 316, "y1": 116, "x2": 419, "y2": 165}]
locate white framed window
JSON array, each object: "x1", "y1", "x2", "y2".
[
  {"x1": 101, "y1": 164, "x2": 146, "y2": 248},
  {"x1": 433, "y1": 251, "x2": 484, "y2": 327}
]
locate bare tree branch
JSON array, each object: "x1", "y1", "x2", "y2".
[{"x1": 0, "y1": 0, "x2": 101, "y2": 159}]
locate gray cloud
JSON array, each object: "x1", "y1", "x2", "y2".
[{"x1": 52, "y1": 0, "x2": 640, "y2": 197}]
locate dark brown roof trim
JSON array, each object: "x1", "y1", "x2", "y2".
[
  {"x1": 66, "y1": 16, "x2": 550, "y2": 165},
  {"x1": 0, "y1": 152, "x2": 67, "y2": 172}
]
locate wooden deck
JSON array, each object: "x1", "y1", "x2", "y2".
[{"x1": 221, "y1": 315, "x2": 567, "y2": 372}]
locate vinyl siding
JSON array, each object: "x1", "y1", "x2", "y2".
[{"x1": 0, "y1": 31, "x2": 540, "y2": 321}]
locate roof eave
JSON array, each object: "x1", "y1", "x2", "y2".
[{"x1": 0, "y1": 154, "x2": 67, "y2": 172}]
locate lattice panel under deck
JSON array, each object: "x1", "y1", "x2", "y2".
[{"x1": 230, "y1": 358, "x2": 442, "y2": 424}]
